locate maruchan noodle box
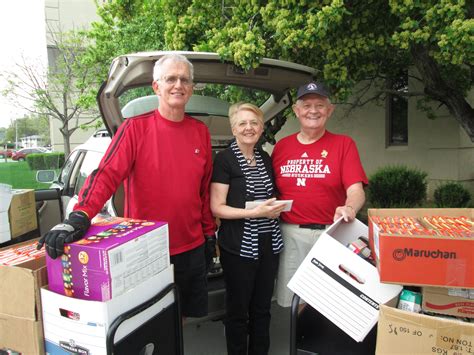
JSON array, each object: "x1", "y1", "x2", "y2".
[
  {"x1": 368, "y1": 208, "x2": 473, "y2": 288},
  {"x1": 46, "y1": 217, "x2": 169, "y2": 301}
]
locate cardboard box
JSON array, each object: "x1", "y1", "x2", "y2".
[
  {"x1": 0, "y1": 316, "x2": 44, "y2": 355},
  {"x1": 288, "y1": 218, "x2": 403, "y2": 342},
  {"x1": 422, "y1": 287, "x2": 474, "y2": 319},
  {"x1": 47, "y1": 217, "x2": 170, "y2": 301},
  {"x1": 376, "y1": 304, "x2": 474, "y2": 354},
  {"x1": 0, "y1": 239, "x2": 48, "y2": 354},
  {"x1": 42, "y1": 265, "x2": 174, "y2": 355},
  {"x1": 8, "y1": 189, "x2": 38, "y2": 240},
  {"x1": 369, "y1": 208, "x2": 474, "y2": 288}
]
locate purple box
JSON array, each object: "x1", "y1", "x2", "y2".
[{"x1": 46, "y1": 216, "x2": 169, "y2": 301}]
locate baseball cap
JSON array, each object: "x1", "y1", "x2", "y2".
[{"x1": 296, "y1": 81, "x2": 330, "y2": 100}]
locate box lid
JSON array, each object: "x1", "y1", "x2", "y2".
[{"x1": 288, "y1": 218, "x2": 402, "y2": 342}]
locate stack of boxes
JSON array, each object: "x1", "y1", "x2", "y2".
[
  {"x1": 1, "y1": 216, "x2": 173, "y2": 354},
  {"x1": 0, "y1": 240, "x2": 48, "y2": 354},
  {"x1": 368, "y1": 208, "x2": 473, "y2": 354},
  {"x1": 287, "y1": 209, "x2": 473, "y2": 354},
  {"x1": 41, "y1": 216, "x2": 173, "y2": 354}
]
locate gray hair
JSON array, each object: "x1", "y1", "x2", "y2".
[
  {"x1": 229, "y1": 102, "x2": 264, "y2": 128},
  {"x1": 153, "y1": 53, "x2": 194, "y2": 81}
]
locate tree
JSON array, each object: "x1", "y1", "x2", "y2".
[
  {"x1": 84, "y1": 0, "x2": 167, "y2": 80},
  {"x1": 4, "y1": 114, "x2": 50, "y2": 147},
  {"x1": 87, "y1": 0, "x2": 474, "y2": 142},
  {"x1": 1, "y1": 28, "x2": 102, "y2": 156}
]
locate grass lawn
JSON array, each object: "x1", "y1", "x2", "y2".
[{"x1": 0, "y1": 161, "x2": 55, "y2": 189}]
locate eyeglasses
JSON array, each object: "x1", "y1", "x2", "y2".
[{"x1": 160, "y1": 75, "x2": 193, "y2": 86}]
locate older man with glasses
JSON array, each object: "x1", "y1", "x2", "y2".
[{"x1": 38, "y1": 53, "x2": 216, "y2": 319}]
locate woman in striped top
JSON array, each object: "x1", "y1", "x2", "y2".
[{"x1": 211, "y1": 102, "x2": 286, "y2": 355}]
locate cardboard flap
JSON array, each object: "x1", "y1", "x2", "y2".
[
  {"x1": 0, "y1": 266, "x2": 35, "y2": 319},
  {"x1": 0, "y1": 260, "x2": 47, "y2": 320},
  {"x1": 0, "y1": 315, "x2": 44, "y2": 354}
]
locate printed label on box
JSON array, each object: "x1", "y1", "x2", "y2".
[{"x1": 47, "y1": 217, "x2": 169, "y2": 301}]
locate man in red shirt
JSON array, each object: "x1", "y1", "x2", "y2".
[
  {"x1": 272, "y1": 81, "x2": 368, "y2": 307},
  {"x1": 38, "y1": 53, "x2": 216, "y2": 318}
]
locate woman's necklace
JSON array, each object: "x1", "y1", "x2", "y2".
[{"x1": 245, "y1": 155, "x2": 255, "y2": 165}]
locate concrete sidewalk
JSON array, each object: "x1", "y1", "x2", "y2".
[{"x1": 183, "y1": 301, "x2": 291, "y2": 355}]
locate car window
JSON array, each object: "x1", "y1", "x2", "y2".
[
  {"x1": 74, "y1": 150, "x2": 104, "y2": 196},
  {"x1": 59, "y1": 150, "x2": 79, "y2": 185}
]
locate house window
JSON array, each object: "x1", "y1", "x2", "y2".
[{"x1": 386, "y1": 73, "x2": 408, "y2": 146}]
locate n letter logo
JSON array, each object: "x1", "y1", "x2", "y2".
[{"x1": 296, "y1": 178, "x2": 306, "y2": 186}]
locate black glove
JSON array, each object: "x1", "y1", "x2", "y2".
[
  {"x1": 204, "y1": 234, "x2": 217, "y2": 272},
  {"x1": 37, "y1": 211, "x2": 90, "y2": 259}
]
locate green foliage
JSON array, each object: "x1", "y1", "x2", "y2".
[
  {"x1": 85, "y1": 0, "x2": 474, "y2": 141},
  {"x1": 85, "y1": 0, "x2": 167, "y2": 80},
  {"x1": 26, "y1": 154, "x2": 44, "y2": 170},
  {"x1": 43, "y1": 153, "x2": 65, "y2": 170},
  {"x1": 3, "y1": 115, "x2": 50, "y2": 146},
  {"x1": 26, "y1": 153, "x2": 65, "y2": 171},
  {"x1": 368, "y1": 166, "x2": 428, "y2": 208},
  {"x1": 433, "y1": 182, "x2": 471, "y2": 208}
]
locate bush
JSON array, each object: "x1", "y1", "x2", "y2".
[
  {"x1": 26, "y1": 154, "x2": 44, "y2": 170},
  {"x1": 433, "y1": 182, "x2": 471, "y2": 208},
  {"x1": 26, "y1": 152, "x2": 65, "y2": 170},
  {"x1": 368, "y1": 165, "x2": 428, "y2": 208},
  {"x1": 44, "y1": 152, "x2": 65, "y2": 169}
]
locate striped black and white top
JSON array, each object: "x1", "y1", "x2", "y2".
[{"x1": 231, "y1": 141, "x2": 284, "y2": 259}]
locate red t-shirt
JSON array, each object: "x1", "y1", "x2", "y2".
[
  {"x1": 74, "y1": 110, "x2": 216, "y2": 255},
  {"x1": 272, "y1": 131, "x2": 368, "y2": 225}
]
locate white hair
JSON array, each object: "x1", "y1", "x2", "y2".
[{"x1": 152, "y1": 53, "x2": 194, "y2": 81}]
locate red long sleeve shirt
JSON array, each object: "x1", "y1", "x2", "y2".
[{"x1": 74, "y1": 110, "x2": 216, "y2": 255}]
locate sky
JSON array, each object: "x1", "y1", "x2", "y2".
[{"x1": 0, "y1": 0, "x2": 47, "y2": 129}]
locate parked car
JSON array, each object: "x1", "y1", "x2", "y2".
[
  {"x1": 0, "y1": 149, "x2": 14, "y2": 159},
  {"x1": 36, "y1": 51, "x2": 316, "y2": 322},
  {"x1": 12, "y1": 147, "x2": 48, "y2": 161}
]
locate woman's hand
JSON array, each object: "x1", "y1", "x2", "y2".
[{"x1": 250, "y1": 198, "x2": 286, "y2": 219}]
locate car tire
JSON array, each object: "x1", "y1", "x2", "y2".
[{"x1": 18, "y1": 157, "x2": 25, "y2": 161}]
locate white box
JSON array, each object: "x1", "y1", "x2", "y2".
[
  {"x1": 0, "y1": 211, "x2": 8, "y2": 225},
  {"x1": 42, "y1": 265, "x2": 174, "y2": 354},
  {"x1": 288, "y1": 217, "x2": 402, "y2": 342},
  {"x1": 0, "y1": 211, "x2": 11, "y2": 243}
]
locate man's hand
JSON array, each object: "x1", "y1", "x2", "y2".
[
  {"x1": 334, "y1": 205, "x2": 356, "y2": 222},
  {"x1": 204, "y1": 234, "x2": 217, "y2": 272},
  {"x1": 37, "y1": 211, "x2": 90, "y2": 259}
]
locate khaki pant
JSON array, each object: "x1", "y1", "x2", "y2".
[{"x1": 274, "y1": 222, "x2": 327, "y2": 307}]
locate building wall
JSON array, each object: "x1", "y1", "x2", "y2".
[{"x1": 45, "y1": 0, "x2": 101, "y2": 153}]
